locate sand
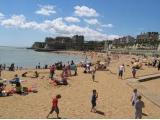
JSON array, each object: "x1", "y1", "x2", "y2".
[{"x1": 0, "y1": 54, "x2": 160, "y2": 119}]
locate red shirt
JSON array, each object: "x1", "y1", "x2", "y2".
[{"x1": 52, "y1": 98, "x2": 58, "y2": 108}]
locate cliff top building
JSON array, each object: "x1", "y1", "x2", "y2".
[{"x1": 32, "y1": 35, "x2": 85, "y2": 50}]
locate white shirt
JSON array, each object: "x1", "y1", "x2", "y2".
[{"x1": 119, "y1": 65, "x2": 125, "y2": 71}]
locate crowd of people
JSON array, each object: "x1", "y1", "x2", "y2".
[{"x1": 1, "y1": 54, "x2": 159, "y2": 119}]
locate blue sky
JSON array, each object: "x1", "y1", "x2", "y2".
[{"x1": 0, "y1": 0, "x2": 160, "y2": 47}]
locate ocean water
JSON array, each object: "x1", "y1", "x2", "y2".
[{"x1": 0, "y1": 46, "x2": 87, "y2": 68}]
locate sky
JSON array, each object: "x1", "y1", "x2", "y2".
[{"x1": 0, "y1": 0, "x2": 160, "y2": 47}]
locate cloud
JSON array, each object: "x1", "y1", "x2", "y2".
[
  {"x1": 96, "y1": 28, "x2": 103, "y2": 32},
  {"x1": 102, "y1": 24, "x2": 113, "y2": 28},
  {"x1": 0, "y1": 12, "x2": 5, "y2": 19},
  {"x1": 35, "y1": 5, "x2": 56, "y2": 16},
  {"x1": 84, "y1": 18, "x2": 99, "y2": 25},
  {"x1": 0, "y1": 14, "x2": 119, "y2": 40},
  {"x1": 1, "y1": 15, "x2": 26, "y2": 27},
  {"x1": 84, "y1": 18, "x2": 113, "y2": 29},
  {"x1": 64, "y1": 17, "x2": 80, "y2": 23},
  {"x1": 107, "y1": 35, "x2": 120, "y2": 40},
  {"x1": 74, "y1": 5, "x2": 99, "y2": 17}
]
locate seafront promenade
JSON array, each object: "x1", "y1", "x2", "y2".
[{"x1": 126, "y1": 73, "x2": 160, "y2": 109}]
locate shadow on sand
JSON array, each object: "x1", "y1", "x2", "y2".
[
  {"x1": 47, "y1": 117, "x2": 67, "y2": 119},
  {"x1": 96, "y1": 110, "x2": 105, "y2": 116},
  {"x1": 142, "y1": 113, "x2": 148, "y2": 116},
  {"x1": 93, "y1": 81, "x2": 99, "y2": 83}
]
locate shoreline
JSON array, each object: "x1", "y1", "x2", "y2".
[{"x1": 1, "y1": 51, "x2": 160, "y2": 118}]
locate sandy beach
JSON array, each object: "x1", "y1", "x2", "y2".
[{"x1": 0, "y1": 53, "x2": 160, "y2": 119}]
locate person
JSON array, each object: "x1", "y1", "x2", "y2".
[
  {"x1": 45, "y1": 65, "x2": 48, "y2": 69},
  {"x1": 71, "y1": 60, "x2": 74, "y2": 65},
  {"x1": 91, "y1": 89, "x2": 98, "y2": 113},
  {"x1": 50, "y1": 64, "x2": 56, "y2": 79},
  {"x1": 135, "y1": 95, "x2": 145, "y2": 119},
  {"x1": 71, "y1": 63, "x2": 77, "y2": 76},
  {"x1": 22, "y1": 72, "x2": 28, "y2": 77},
  {"x1": 74, "y1": 64, "x2": 77, "y2": 76},
  {"x1": 157, "y1": 60, "x2": 160, "y2": 71},
  {"x1": 9, "y1": 63, "x2": 15, "y2": 71},
  {"x1": 55, "y1": 76, "x2": 68, "y2": 85},
  {"x1": 153, "y1": 57, "x2": 157, "y2": 67},
  {"x1": 0, "y1": 64, "x2": 2, "y2": 79},
  {"x1": 3, "y1": 64, "x2": 6, "y2": 70},
  {"x1": 46, "y1": 94, "x2": 61, "y2": 119},
  {"x1": 0, "y1": 82, "x2": 5, "y2": 96},
  {"x1": 15, "y1": 82, "x2": 22, "y2": 94},
  {"x1": 132, "y1": 66, "x2": 137, "y2": 78},
  {"x1": 118, "y1": 64, "x2": 125, "y2": 79},
  {"x1": 131, "y1": 89, "x2": 139, "y2": 106},
  {"x1": 33, "y1": 71, "x2": 39, "y2": 78},
  {"x1": 38, "y1": 62, "x2": 41, "y2": 69},
  {"x1": 67, "y1": 64, "x2": 71, "y2": 76},
  {"x1": 9, "y1": 74, "x2": 20, "y2": 85},
  {"x1": 91, "y1": 69, "x2": 96, "y2": 82},
  {"x1": 63, "y1": 66, "x2": 69, "y2": 77}
]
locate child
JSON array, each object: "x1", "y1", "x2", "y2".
[
  {"x1": 91, "y1": 69, "x2": 96, "y2": 82},
  {"x1": 118, "y1": 64, "x2": 125, "y2": 79},
  {"x1": 91, "y1": 89, "x2": 98, "y2": 112},
  {"x1": 47, "y1": 94, "x2": 61, "y2": 119},
  {"x1": 135, "y1": 95, "x2": 145, "y2": 119}
]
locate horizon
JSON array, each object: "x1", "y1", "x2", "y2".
[{"x1": 0, "y1": 0, "x2": 160, "y2": 47}]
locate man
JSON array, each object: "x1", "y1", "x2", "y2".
[
  {"x1": 135, "y1": 95, "x2": 145, "y2": 119},
  {"x1": 47, "y1": 94, "x2": 61, "y2": 119}
]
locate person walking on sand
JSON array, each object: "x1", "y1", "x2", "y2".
[
  {"x1": 91, "y1": 89, "x2": 98, "y2": 113},
  {"x1": 50, "y1": 64, "x2": 56, "y2": 79},
  {"x1": 135, "y1": 95, "x2": 145, "y2": 119},
  {"x1": 91, "y1": 69, "x2": 96, "y2": 82},
  {"x1": 132, "y1": 66, "x2": 137, "y2": 78},
  {"x1": 131, "y1": 89, "x2": 139, "y2": 106},
  {"x1": 118, "y1": 64, "x2": 125, "y2": 79},
  {"x1": 47, "y1": 94, "x2": 61, "y2": 119}
]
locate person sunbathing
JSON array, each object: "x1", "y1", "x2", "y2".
[
  {"x1": 55, "y1": 76, "x2": 68, "y2": 85},
  {"x1": 22, "y1": 72, "x2": 28, "y2": 77},
  {"x1": 0, "y1": 82, "x2": 5, "y2": 96},
  {"x1": 0, "y1": 82, "x2": 12, "y2": 96}
]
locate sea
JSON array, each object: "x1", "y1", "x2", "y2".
[{"x1": 0, "y1": 46, "x2": 88, "y2": 68}]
